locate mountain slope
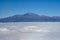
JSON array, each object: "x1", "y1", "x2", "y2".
[{"x1": 0, "y1": 13, "x2": 60, "y2": 22}]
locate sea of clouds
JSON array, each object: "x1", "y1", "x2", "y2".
[{"x1": 0, "y1": 22, "x2": 60, "y2": 40}]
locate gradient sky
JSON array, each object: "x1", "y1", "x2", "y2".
[{"x1": 0, "y1": 0, "x2": 60, "y2": 18}]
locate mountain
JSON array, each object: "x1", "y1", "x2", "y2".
[{"x1": 0, "y1": 13, "x2": 60, "y2": 22}]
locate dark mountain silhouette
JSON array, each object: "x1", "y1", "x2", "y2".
[{"x1": 0, "y1": 13, "x2": 60, "y2": 22}]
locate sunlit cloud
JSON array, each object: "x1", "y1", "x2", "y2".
[
  {"x1": 0, "y1": 28, "x2": 15, "y2": 32},
  {"x1": 19, "y1": 26, "x2": 50, "y2": 32},
  {"x1": 0, "y1": 28, "x2": 9, "y2": 32}
]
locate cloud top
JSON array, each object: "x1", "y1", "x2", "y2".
[
  {"x1": 0, "y1": 28, "x2": 15, "y2": 33},
  {"x1": 19, "y1": 26, "x2": 49, "y2": 32}
]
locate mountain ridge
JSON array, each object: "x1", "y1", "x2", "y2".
[{"x1": 0, "y1": 13, "x2": 60, "y2": 22}]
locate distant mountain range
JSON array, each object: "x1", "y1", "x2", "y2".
[{"x1": 0, "y1": 13, "x2": 60, "y2": 22}]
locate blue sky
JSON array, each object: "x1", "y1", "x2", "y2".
[{"x1": 0, "y1": 0, "x2": 60, "y2": 18}]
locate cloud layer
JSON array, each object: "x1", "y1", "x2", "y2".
[{"x1": 0, "y1": 22, "x2": 60, "y2": 40}]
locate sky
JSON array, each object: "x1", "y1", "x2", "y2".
[{"x1": 0, "y1": 0, "x2": 60, "y2": 18}]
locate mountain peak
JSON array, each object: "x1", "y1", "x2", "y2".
[{"x1": 23, "y1": 13, "x2": 39, "y2": 16}]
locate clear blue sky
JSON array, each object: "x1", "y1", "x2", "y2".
[{"x1": 0, "y1": 0, "x2": 60, "y2": 18}]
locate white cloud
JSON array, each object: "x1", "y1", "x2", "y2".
[
  {"x1": 0, "y1": 28, "x2": 15, "y2": 32},
  {"x1": 19, "y1": 26, "x2": 50, "y2": 32},
  {"x1": 0, "y1": 28, "x2": 9, "y2": 32},
  {"x1": 34, "y1": 29, "x2": 49, "y2": 32},
  {"x1": 20, "y1": 39, "x2": 33, "y2": 40}
]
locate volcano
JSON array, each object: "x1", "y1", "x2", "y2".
[{"x1": 0, "y1": 13, "x2": 60, "y2": 22}]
